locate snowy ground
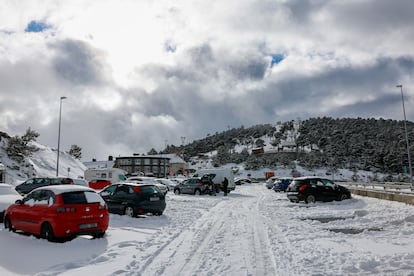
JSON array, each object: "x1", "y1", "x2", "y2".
[{"x1": 2, "y1": 183, "x2": 414, "y2": 276}]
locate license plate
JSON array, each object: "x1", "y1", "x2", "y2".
[
  {"x1": 79, "y1": 222, "x2": 98, "y2": 229},
  {"x1": 150, "y1": 197, "x2": 159, "y2": 201}
]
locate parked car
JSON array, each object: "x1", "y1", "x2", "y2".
[
  {"x1": 73, "y1": 178, "x2": 89, "y2": 187},
  {"x1": 286, "y1": 176, "x2": 351, "y2": 203},
  {"x1": 88, "y1": 179, "x2": 112, "y2": 190},
  {"x1": 273, "y1": 177, "x2": 293, "y2": 192},
  {"x1": 155, "y1": 178, "x2": 178, "y2": 190},
  {"x1": 265, "y1": 176, "x2": 278, "y2": 189},
  {"x1": 126, "y1": 176, "x2": 168, "y2": 195},
  {"x1": 4, "y1": 185, "x2": 109, "y2": 241},
  {"x1": 173, "y1": 177, "x2": 210, "y2": 195},
  {"x1": 234, "y1": 177, "x2": 252, "y2": 185},
  {"x1": 99, "y1": 182, "x2": 166, "y2": 216},
  {"x1": 0, "y1": 184, "x2": 22, "y2": 222},
  {"x1": 193, "y1": 168, "x2": 236, "y2": 192},
  {"x1": 15, "y1": 177, "x2": 74, "y2": 195}
]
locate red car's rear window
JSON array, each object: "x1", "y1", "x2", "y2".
[{"x1": 61, "y1": 191, "x2": 103, "y2": 204}]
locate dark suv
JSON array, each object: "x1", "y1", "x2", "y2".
[
  {"x1": 99, "y1": 182, "x2": 166, "y2": 216},
  {"x1": 286, "y1": 176, "x2": 351, "y2": 203},
  {"x1": 173, "y1": 178, "x2": 210, "y2": 195},
  {"x1": 15, "y1": 177, "x2": 74, "y2": 195}
]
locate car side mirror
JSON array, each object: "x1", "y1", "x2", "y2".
[{"x1": 15, "y1": 199, "x2": 23, "y2": 205}]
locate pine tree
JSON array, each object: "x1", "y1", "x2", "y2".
[
  {"x1": 69, "y1": 144, "x2": 82, "y2": 160},
  {"x1": 6, "y1": 127, "x2": 39, "y2": 160}
]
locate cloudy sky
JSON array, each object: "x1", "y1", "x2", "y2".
[{"x1": 1, "y1": 0, "x2": 413, "y2": 161}]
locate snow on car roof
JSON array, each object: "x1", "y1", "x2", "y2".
[
  {"x1": 33, "y1": 184, "x2": 95, "y2": 194},
  {"x1": 113, "y1": 182, "x2": 156, "y2": 187},
  {"x1": 293, "y1": 176, "x2": 328, "y2": 180}
]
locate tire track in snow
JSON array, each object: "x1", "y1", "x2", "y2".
[
  {"x1": 139, "y1": 187, "x2": 278, "y2": 276},
  {"x1": 138, "y1": 199, "x2": 234, "y2": 275},
  {"x1": 250, "y1": 190, "x2": 278, "y2": 275}
]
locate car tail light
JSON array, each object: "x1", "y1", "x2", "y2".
[
  {"x1": 56, "y1": 207, "x2": 77, "y2": 213},
  {"x1": 98, "y1": 204, "x2": 107, "y2": 210},
  {"x1": 299, "y1": 185, "x2": 307, "y2": 191},
  {"x1": 133, "y1": 186, "x2": 142, "y2": 194}
]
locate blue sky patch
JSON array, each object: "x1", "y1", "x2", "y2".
[
  {"x1": 25, "y1": 20, "x2": 51, "y2": 33},
  {"x1": 164, "y1": 41, "x2": 177, "y2": 53},
  {"x1": 271, "y1": 54, "x2": 284, "y2": 67}
]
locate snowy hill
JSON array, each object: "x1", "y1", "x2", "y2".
[{"x1": 0, "y1": 139, "x2": 87, "y2": 184}]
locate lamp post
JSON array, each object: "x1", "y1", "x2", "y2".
[
  {"x1": 397, "y1": 85, "x2": 413, "y2": 189},
  {"x1": 56, "y1": 96, "x2": 67, "y2": 176}
]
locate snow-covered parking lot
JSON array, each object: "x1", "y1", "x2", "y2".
[{"x1": 2, "y1": 183, "x2": 414, "y2": 275}]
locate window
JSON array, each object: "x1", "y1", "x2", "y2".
[
  {"x1": 119, "y1": 159, "x2": 132, "y2": 165},
  {"x1": 316, "y1": 180, "x2": 324, "y2": 186},
  {"x1": 62, "y1": 191, "x2": 103, "y2": 204},
  {"x1": 24, "y1": 190, "x2": 55, "y2": 205},
  {"x1": 310, "y1": 179, "x2": 318, "y2": 186},
  {"x1": 24, "y1": 179, "x2": 35, "y2": 185},
  {"x1": 140, "y1": 185, "x2": 158, "y2": 195},
  {"x1": 102, "y1": 185, "x2": 117, "y2": 195},
  {"x1": 322, "y1": 179, "x2": 335, "y2": 188},
  {"x1": 114, "y1": 185, "x2": 131, "y2": 195},
  {"x1": 61, "y1": 191, "x2": 88, "y2": 204}
]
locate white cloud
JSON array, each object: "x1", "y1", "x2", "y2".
[{"x1": 0, "y1": 0, "x2": 413, "y2": 160}]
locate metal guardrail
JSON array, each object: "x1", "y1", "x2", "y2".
[{"x1": 343, "y1": 181, "x2": 413, "y2": 193}]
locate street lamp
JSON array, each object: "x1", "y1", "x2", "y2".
[
  {"x1": 397, "y1": 84, "x2": 413, "y2": 189},
  {"x1": 56, "y1": 96, "x2": 67, "y2": 176}
]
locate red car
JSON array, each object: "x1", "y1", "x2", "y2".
[
  {"x1": 3, "y1": 185, "x2": 109, "y2": 242},
  {"x1": 88, "y1": 179, "x2": 112, "y2": 190}
]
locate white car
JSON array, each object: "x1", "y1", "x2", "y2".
[
  {"x1": 155, "y1": 178, "x2": 178, "y2": 190},
  {"x1": 73, "y1": 178, "x2": 89, "y2": 187},
  {"x1": 0, "y1": 183, "x2": 22, "y2": 222},
  {"x1": 126, "y1": 176, "x2": 168, "y2": 195},
  {"x1": 265, "y1": 176, "x2": 278, "y2": 189}
]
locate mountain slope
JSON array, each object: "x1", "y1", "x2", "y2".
[{"x1": 0, "y1": 138, "x2": 86, "y2": 184}]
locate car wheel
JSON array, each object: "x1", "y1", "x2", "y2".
[
  {"x1": 124, "y1": 206, "x2": 135, "y2": 217},
  {"x1": 305, "y1": 195, "x2": 316, "y2": 204},
  {"x1": 41, "y1": 222, "x2": 56, "y2": 242},
  {"x1": 194, "y1": 189, "x2": 201, "y2": 195},
  {"x1": 340, "y1": 194, "x2": 348, "y2": 201},
  {"x1": 174, "y1": 189, "x2": 181, "y2": 195},
  {"x1": 153, "y1": 211, "x2": 163, "y2": 216},
  {"x1": 93, "y1": 231, "x2": 106, "y2": 239},
  {"x1": 4, "y1": 216, "x2": 15, "y2": 232}
]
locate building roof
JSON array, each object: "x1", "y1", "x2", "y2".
[{"x1": 83, "y1": 160, "x2": 115, "y2": 169}]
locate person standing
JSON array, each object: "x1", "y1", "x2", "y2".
[
  {"x1": 223, "y1": 177, "x2": 228, "y2": 196},
  {"x1": 209, "y1": 176, "x2": 216, "y2": 196}
]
